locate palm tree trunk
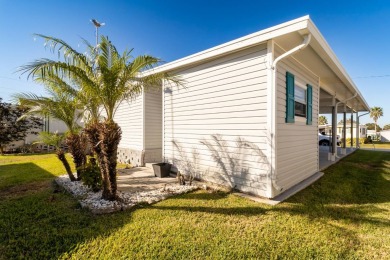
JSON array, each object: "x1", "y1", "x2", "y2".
[
  {"x1": 56, "y1": 149, "x2": 76, "y2": 181},
  {"x1": 84, "y1": 122, "x2": 108, "y2": 188},
  {"x1": 66, "y1": 133, "x2": 87, "y2": 180},
  {"x1": 99, "y1": 121, "x2": 121, "y2": 201},
  {"x1": 85, "y1": 122, "x2": 121, "y2": 201},
  {"x1": 374, "y1": 120, "x2": 377, "y2": 133}
]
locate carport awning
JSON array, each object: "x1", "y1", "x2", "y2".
[{"x1": 272, "y1": 17, "x2": 369, "y2": 113}]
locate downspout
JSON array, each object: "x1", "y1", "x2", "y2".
[
  {"x1": 142, "y1": 87, "x2": 146, "y2": 167},
  {"x1": 270, "y1": 34, "x2": 311, "y2": 192},
  {"x1": 334, "y1": 92, "x2": 358, "y2": 158},
  {"x1": 357, "y1": 112, "x2": 370, "y2": 148}
]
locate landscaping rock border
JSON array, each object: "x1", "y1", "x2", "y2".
[{"x1": 55, "y1": 175, "x2": 198, "y2": 214}]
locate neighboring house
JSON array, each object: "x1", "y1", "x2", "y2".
[
  {"x1": 366, "y1": 130, "x2": 379, "y2": 140},
  {"x1": 115, "y1": 16, "x2": 370, "y2": 199},
  {"x1": 381, "y1": 130, "x2": 390, "y2": 142},
  {"x1": 319, "y1": 124, "x2": 367, "y2": 138},
  {"x1": 4, "y1": 116, "x2": 70, "y2": 152}
]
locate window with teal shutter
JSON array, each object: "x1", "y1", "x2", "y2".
[
  {"x1": 285, "y1": 72, "x2": 295, "y2": 123},
  {"x1": 306, "y1": 84, "x2": 313, "y2": 125}
]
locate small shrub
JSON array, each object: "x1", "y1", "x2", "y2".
[
  {"x1": 340, "y1": 138, "x2": 366, "y2": 146},
  {"x1": 19, "y1": 144, "x2": 33, "y2": 154},
  {"x1": 364, "y1": 136, "x2": 373, "y2": 144},
  {"x1": 81, "y1": 157, "x2": 101, "y2": 192}
]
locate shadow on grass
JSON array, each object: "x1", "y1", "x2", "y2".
[
  {"x1": 0, "y1": 162, "x2": 133, "y2": 259},
  {"x1": 289, "y1": 150, "x2": 390, "y2": 205},
  {"x1": 153, "y1": 204, "x2": 267, "y2": 216},
  {"x1": 0, "y1": 163, "x2": 54, "y2": 190},
  {"x1": 151, "y1": 150, "x2": 390, "y2": 254},
  {"x1": 167, "y1": 191, "x2": 230, "y2": 201}
]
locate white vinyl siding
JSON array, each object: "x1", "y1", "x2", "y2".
[
  {"x1": 275, "y1": 54, "x2": 319, "y2": 195},
  {"x1": 45, "y1": 118, "x2": 68, "y2": 134},
  {"x1": 144, "y1": 90, "x2": 163, "y2": 162},
  {"x1": 114, "y1": 95, "x2": 144, "y2": 151},
  {"x1": 163, "y1": 44, "x2": 270, "y2": 197},
  {"x1": 144, "y1": 90, "x2": 162, "y2": 149}
]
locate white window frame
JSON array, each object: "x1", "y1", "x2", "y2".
[{"x1": 294, "y1": 80, "x2": 307, "y2": 122}]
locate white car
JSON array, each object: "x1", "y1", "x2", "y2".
[{"x1": 318, "y1": 132, "x2": 340, "y2": 146}]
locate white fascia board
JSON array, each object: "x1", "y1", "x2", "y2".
[
  {"x1": 142, "y1": 15, "x2": 310, "y2": 77},
  {"x1": 307, "y1": 20, "x2": 370, "y2": 111}
]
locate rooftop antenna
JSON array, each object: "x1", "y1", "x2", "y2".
[{"x1": 91, "y1": 19, "x2": 105, "y2": 46}]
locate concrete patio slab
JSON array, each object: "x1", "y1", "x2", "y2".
[
  {"x1": 234, "y1": 171, "x2": 324, "y2": 205},
  {"x1": 319, "y1": 146, "x2": 356, "y2": 171},
  {"x1": 117, "y1": 167, "x2": 178, "y2": 193}
]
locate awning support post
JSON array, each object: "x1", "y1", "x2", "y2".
[
  {"x1": 341, "y1": 106, "x2": 347, "y2": 155},
  {"x1": 330, "y1": 104, "x2": 337, "y2": 161},
  {"x1": 356, "y1": 112, "x2": 359, "y2": 148},
  {"x1": 351, "y1": 112, "x2": 354, "y2": 148}
]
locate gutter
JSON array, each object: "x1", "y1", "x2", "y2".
[
  {"x1": 269, "y1": 34, "x2": 311, "y2": 193},
  {"x1": 334, "y1": 92, "x2": 358, "y2": 158}
]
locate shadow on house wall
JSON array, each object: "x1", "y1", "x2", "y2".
[
  {"x1": 171, "y1": 134, "x2": 270, "y2": 192},
  {"x1": 172, "y1": 140, "x2": 199, "y2": 178}
]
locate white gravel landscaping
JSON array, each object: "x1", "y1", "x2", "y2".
[{"x1": 55, "y1": 174, "x2": 198, "y2": 214}]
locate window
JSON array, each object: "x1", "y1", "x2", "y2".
[
  {"x1": 294, "y1": 85, "x2": 306, "y2": 117},
  {"x1": 285, "y1": 71, "x2": 312, "y2": 125}
]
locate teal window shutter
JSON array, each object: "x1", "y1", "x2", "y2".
[
  {"x1": 285, "y1": 72, "x2": 295, "y2": 123},
  {"x1": 306, "y1": 84, "x2": 313, "y2": 125}
]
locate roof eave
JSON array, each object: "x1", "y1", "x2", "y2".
[
  {"x1": 142, "y1": 15, "x2": 310, "y2": 76},
  {"x1": 142, "y1": 16, "x2": 370, "y2": 112},
  {"x1": 306, "y1": 20, "x2": 370, "y2": 112}
]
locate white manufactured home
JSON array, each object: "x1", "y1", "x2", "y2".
[
  {"x1": 115, "y1": 16, "x2": 369, "y2": 199},
  {"x1": 319, "y1": 124, "x2": 367, "y2": 139},
  {"x1": 381, "y1": 130, "x2": 390, "y2": 142}
]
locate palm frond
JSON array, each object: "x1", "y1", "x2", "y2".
[
  {"x1": 34, "y1": 34, "x2": 92, "y2": 69},
  {"x1": 18, "y1": 33, "x2": 185, "y2": 124},
  {"x1": 35, "y1": 131, "x2": 64, "y2": 148}
]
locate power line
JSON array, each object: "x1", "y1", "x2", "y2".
[
  {"x1": 353, "y1": 74, "x2": 390, "y2": 79},
  {"x1": 0, "y1": 76, "x2": 25, "y2": 81},
  {"x1": 0, "y1": 86, "x2": 17, "y2": 90}
]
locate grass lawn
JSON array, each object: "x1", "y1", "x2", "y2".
[
  {"x1": 359, "y1": 141, "x2": 390, "y2": 150},
  {"x1": 0, "y1": 151, "x2": 389, "y2": 259}
]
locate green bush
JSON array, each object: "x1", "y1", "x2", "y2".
[
  {"x1": 81, "y1": 157, "x2": 101, "y2": 192},
  {"x1": 364, "y1": 137, "x2": 373, "y2": 144}
]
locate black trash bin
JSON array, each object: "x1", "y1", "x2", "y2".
[{"x1": 152, "y1": 163, "x2": 171, "y2": 178}]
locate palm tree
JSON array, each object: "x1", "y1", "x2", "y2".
[
  {"x1": 20, "y1": 34, "x2": 181, "y2": 200},
  {"x1": 370, "y1": 107, "x2": 383, "y2": 133},
  {"x1": 36, "y1": 131, "x2": 76, "y2": 181},
  {"x1": 318, "y1": 115, "x2": 328, "y2": 125},
  {"x1": 14, "y1": 76, "x2": 86, "y2": 180}
]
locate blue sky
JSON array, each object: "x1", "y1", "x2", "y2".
[{"x1": 0, "y1": 0, "x2": 389, "y2": 126}]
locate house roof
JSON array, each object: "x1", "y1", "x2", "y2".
[{"x1": 144, "y1": 15, "x2": 369, "y2": 112}]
